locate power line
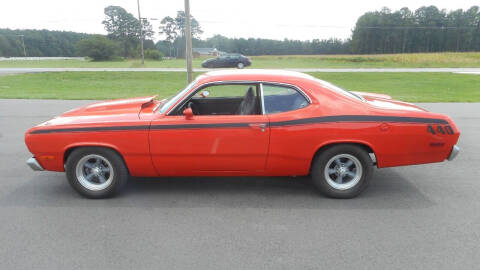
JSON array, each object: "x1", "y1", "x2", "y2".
[
  {"x1": 357, "y1": 26, "x2": 479, "y2": 30},
  {"x1": 198, "y1": 20, "x2": 479, "y2": 30}
]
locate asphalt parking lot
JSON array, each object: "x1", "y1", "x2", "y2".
[{"x1": 0, "y1": 99, "x2": 478, "y2": 269}]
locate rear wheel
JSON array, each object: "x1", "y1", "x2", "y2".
[
  {"x1": 65, "y1": 147, "x2": 128, "y2": 199},
  {"x1": 311, "y1": 145, "x2": 373, "y2": 198},
  {"x1": 237, "y1": 62, "x2": 245, "y2": 69}
]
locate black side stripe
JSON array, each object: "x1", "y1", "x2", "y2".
[
  {"x1": 270, "y1": 115, "x2": 448, "y2": 126},
  {"x1": 29, "y1": 115, "x2": 448, "y2": 134},
  {"x1": 150, "y1": 122, "x2": 250, "y2": 130},
  {"x1": 30, "y1": 125, "x2": 150, "y2": 134}
]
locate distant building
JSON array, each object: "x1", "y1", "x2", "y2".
[{"x1": 193, "y1": 48, "x2": 223, "y2": 58}]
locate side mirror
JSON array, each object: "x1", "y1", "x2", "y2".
[
  {"x1": 200, "y1": 90, "x2": 210, "y2": 98},
  {"x1": 183, "y1": 107, "x2": 194, "y2": 119}
]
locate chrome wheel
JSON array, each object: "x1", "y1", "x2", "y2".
[
  {"x1": 324, "y1": 154, "x2": 362, "y2": 190},
  {"x1": 75, "y1": 154, "x2": 114, "y2": 191},
  {"x1": 237, "y1": 62, "x2": 244, "y2": 69}
]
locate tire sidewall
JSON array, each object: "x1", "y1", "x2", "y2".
[
  {"x1": 312, "y1": 145, "x2": 373, "y2": 198},
  {"x1": 66, "y1": 147, "x2": 128, "y2": 199}
]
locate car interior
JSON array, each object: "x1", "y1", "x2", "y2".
[
  {"x1": 174, "y1": 84, "x2": 262, "y2": 116},
  {"x1": 172, "y1": 83, "x2": 309, "y2": 116}
]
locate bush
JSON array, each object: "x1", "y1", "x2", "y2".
[
  {"x1": 144, "y1": 49, "x2": 163, "y2": 60},
  {"x1": 76, "y1": 35, "x2": 118, "y2": 61}
]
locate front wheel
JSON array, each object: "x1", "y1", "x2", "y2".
[
  {"x1": 65, "y1": 147, "x2": 128, "y2": 199},
  {"x1": 237, "y1": 62, "x2": 245, "y2": 69},
  {"x1": 311, "y1": 145, "x2": 373, "y2": 198}
]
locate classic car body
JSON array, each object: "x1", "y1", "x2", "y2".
[{"x1": 25, "y1": 70, "x2": 460, "y2": 198}]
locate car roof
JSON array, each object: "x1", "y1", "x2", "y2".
[{"x1": 197, "y1": 69, "x2": 316, "y2": 84}]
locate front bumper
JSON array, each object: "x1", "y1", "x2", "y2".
[
  {"x1": 27, "y1": 157, "x2": 44, "y2": 171},
  {"x1": 447, "y1": 145, "x2": 460, "y2": 161}
]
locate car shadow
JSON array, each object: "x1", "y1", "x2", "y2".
[{"x1": 0, "y1": 168, "x2": 434, "y2": 210}]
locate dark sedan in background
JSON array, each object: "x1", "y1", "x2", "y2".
[{"x1": 202, "y1": 54, "x2": 251, "y2": 69}]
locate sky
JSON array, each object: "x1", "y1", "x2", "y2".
[{"x1": 1, "y1": 0, "x2": 479, "y2": 41}]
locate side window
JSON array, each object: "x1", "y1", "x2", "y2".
[
  {"x1": 177, "y1": 84, "x2": 261, "y2": 116},
  {"x1": 194, "y1": 84, "x2": 246, "y2": 98},
  {"x1": 262, "y1": 84, "x2": 309, "y2": 114}
]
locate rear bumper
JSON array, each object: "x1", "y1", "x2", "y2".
[
  {"x1": 447, "y1": 145, "x2": 460, "y2": 161},
  {"x1": 27, "y1": 157, "x2": 44, "y2": 171}
]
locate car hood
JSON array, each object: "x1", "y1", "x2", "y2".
[
  {"x1": 32, "y1": 96, "x2": 157, "y2": 129},
  {"x1": 60, "y1": 95, "x2": 157, "y2": 117}
]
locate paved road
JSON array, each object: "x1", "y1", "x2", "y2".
[
  {"x1": 1, "y1": 100, "x2": 479, "y2": 269},
  {"x1": 2, "y1": 67, "x2": 480, "y2": 74}
]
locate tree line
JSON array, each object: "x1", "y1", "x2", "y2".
[
  {"x1": 0, "y1": 28, "x2": 92, "y2": 57},
  {"x1": 351, "y1": 6, "x2": 480, "y2": 53},
  {"x1": 1, "y1": 5, "x2": 479, "y2": 58},
  {"x1": 155, "y1": 36, "x2": 350, "y2": 57}
]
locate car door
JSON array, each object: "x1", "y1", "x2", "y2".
[
  {"x1": 261, "y1": 83, "x2": 313, "y2": 175},
  {"x1": 214, "y1": 56, "x2": 226, "y2": 67},
  {"x1": 149, "y1": 83, "x2": 270, "y2": 175},
  {"x1": 220, "y1": 56, "x2": 231, "y2": 67},
  {"x1": 227, "y1": 55, "x2": 239, "y2": 67}
]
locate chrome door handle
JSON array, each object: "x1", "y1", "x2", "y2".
[{"x1": 249, "y1": 123, "x2": 267, "y2": 132}]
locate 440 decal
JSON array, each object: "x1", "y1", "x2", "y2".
[{"x1": 427, "y1": 124, "x2": 454, "y2": 135}]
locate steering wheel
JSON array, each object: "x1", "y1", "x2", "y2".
[{"x1": 187, "y1": 101, "x2": 199, "y2": 115}]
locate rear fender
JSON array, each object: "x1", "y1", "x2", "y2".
[{"x1": 312, "y1": 139, "x2": 378, "y2": 166}]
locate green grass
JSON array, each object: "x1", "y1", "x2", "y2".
[
  {"x1": 1, "y1": 52, "x2": 480, "y2": 68},
  {"x1": 0, "y1": 71, "x2": 479, "y2": 102},
  {"x1": 311, "y1": 73, "x2": 480, "y2": 102},
  {"x1": 251, "y1": 52, "x2": 480, "y2": 68},
  {"x1": 0, "y1": 72, "x2": 191, "y2": 100}
]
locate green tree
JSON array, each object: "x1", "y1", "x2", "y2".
[
  {"x1": 102, "y1": 5, "x2": 153, "y2": 58},
  {"x1": 158, "y1": 11, "x2": 203, "y2": 57},
  {"x1": 174, "y1": 11, "x2": 203, "y2": 38},
  {"x1": 76, "y1": 35, "x2": 118, "y2": 61},
  {"x1": 159, "y1": 16, "x2": 178, "y2": 57}
]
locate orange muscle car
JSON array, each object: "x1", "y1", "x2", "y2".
[{"x1": 25, "y1": 70, "x2": 460, "y2": 198}]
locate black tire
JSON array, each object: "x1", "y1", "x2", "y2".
[
  {"x1": 311, "y1": 144, "x2": 373, "y2": 199},
  {"x1": 65, "y1": 147, "x2": 128, "y2": 199}
]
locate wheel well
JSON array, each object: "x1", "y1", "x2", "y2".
[
  {"x1": 310, "y1": 142, "x2": 376, "y2": 172},
  {"x1": 63, "y1": 146, "x2": 129, "y2": 173}
]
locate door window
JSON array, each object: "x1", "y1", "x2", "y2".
[
  {"x1": 175, "y1": 84, "x2": 261, "y2": 116},
  {"x1": 262, "y1": 84, "x2": 309, "y2": 114}
]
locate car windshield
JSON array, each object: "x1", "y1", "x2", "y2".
[
  {"x1": 315, "y1": 79, "x2": 364, "y2": 101},
  {"x1": 158, "y1": 79, "x2": 198, "y2": 114}
]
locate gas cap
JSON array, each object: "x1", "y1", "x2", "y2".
[{"x1": 380, "y1": 123, "x2": 390, "y2": 132}]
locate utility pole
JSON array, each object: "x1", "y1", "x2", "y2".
[
  {"x1": 17, "y1": 35, "x2": 27, "y2": 57},
  {"x1": 184, "y1": 0, "x2": 193, "y2": 83},
  {"x1": 137, "y1": 0, "x2": 144, "y2": 65}
]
